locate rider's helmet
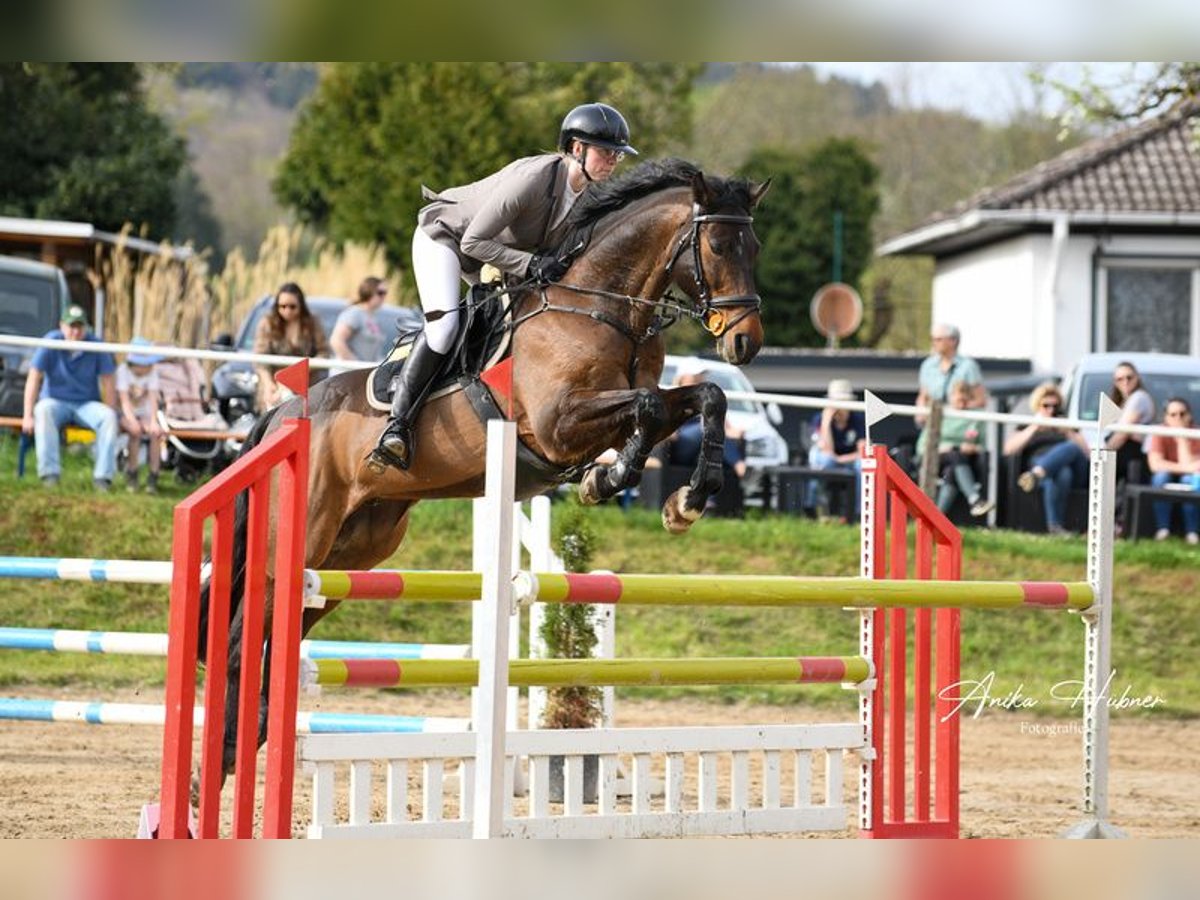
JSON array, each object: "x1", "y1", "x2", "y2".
[{"x1": 557, "y1": 103, "x2": 639, "y2": 157}]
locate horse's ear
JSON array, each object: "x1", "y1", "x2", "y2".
[
  {"x1": 749, "y1": 178, "x2": 772, "y2": 209},
  {"x1": 691, "y1": 170, "x2": 715, "y2": 208}
]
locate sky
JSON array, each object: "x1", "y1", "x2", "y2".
[{"x1": 807, "y1": 62, "x2": 1150, "y2": 123}]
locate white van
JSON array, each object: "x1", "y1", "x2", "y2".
[
  {"x1": 1060, "y1": 351, "x2": 1200, "y2": 426},
  {"x1": 660, "y1": 355, "x2": 789, "y2": 500}
]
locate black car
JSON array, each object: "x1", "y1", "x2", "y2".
[
  {"x1": 210, "y1": 295, "x2": 422, "y2": 421},
  {"x1": 0, "y1": 256, "x2": 73, "y2": 418}
]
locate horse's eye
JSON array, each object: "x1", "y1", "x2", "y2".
[{"x1": 707, "y1": 236, "x2": 727, "y2": 256}]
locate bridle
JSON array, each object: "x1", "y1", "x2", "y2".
[
  {"x1": 663, "y1": 205, "x2": 761, "y2": 338},
  {"x1": 499, "y1": 200, "x2": 762, "y2": 348}
]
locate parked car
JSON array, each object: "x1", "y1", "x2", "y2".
[
  {"x1": 1060, "y1": 351, "x2": 1200, "y2": 431},
  {"x1": 210, "y1": 295, "x2": 422, "y2": 421},
  {"x1": 659, "y1": 354, "x2": 789, "y2": 502},
  {"x1": 0, "y1": 256, "x2": 73, "y2": 418}
]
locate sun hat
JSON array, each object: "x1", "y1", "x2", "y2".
[
  {"x1": 826, "y1": 378, "x2": 856, "y2": 401},
  {"x1": 127, "y1": 337, "x2": 164, "y2": 367}
]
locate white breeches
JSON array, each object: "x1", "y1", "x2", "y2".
[{"x1": 411, "y1": 227, "x2": 463, "y2": 354}]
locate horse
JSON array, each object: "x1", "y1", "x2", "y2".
[{"x1": 203, "y1": 157, "x2": 771, "y2": 776}]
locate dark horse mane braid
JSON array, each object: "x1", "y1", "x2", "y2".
[{"x1": 549, "y1": 158, "x2": 755, "y2": 259}]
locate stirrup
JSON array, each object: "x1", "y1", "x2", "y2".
[{"x1": 370, "y1": 421, "x2": 414, "y2": 472}]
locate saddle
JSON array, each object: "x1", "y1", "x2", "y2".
[
  {"x1": 366, "y1": 282, "x2": 511, "y2": 412},
  {"x1": 364, "y1": 283, "x2": 573, "y2": 494}
]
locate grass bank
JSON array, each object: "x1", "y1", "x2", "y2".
[{"x1": 1, "y1": 435, "x2": 1196, "y2": 718}]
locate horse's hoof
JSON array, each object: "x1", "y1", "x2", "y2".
[
  {"x1": 578, "y1": 467, "x2": 603, "y2": 506},
  {"x1": 662, "y1": 487, "x2": 702, "y2": 534}
]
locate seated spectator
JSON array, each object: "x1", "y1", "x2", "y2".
[
  {"x1": 805, "y1": 378, "x2": 865, "y2": 517},
  {"x1": 668, "y1": 369, "x2": 746, "y2": 479},
  {"x1": 116, "y1": 338, "x2": 165, "y2": 494},
  {"x1": 1146, "y1": 398, "x2": 1200, "y2": 544},
  {"x1": 916, "y1": 380, "x2": 992, "y2": 518},
  {"x1": 21, "y1": 305, "x2": 119, "y2": 491},
  {"x1": 1105, "y1": 360, "x2": 1155, "y2": 483},
  {"x1": 1006, "y1": 382, "x2": 1089, "y2": 536}
]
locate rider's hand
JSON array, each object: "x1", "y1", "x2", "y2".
[{"x1": 527, "y1": 254, "x2": 569, "y2": 284}]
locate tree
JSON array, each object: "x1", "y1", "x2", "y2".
[
  {"x1": 1042, "y1": 62, "x2": 1200, "y2": 125},
  {"x1": 273, "y1": 62, "x2": 700, "y2": 270},
  {"x1": 0, "y1": 64, "x2": 187, "y2": 235},
  {"x1": 737, "y1": 139, "x2": 880, "y2": 348}
]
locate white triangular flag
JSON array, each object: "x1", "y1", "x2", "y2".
[
  {"x1": 864, "y1": 390, "x2": 894, "y2": 447},
  {"x1": 1097, "y1": 392, "x2": 1121, "y2": 449}
]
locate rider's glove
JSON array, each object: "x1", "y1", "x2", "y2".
[{"x1": 526, "y1": 254, "x2": 569, "y2": 284}]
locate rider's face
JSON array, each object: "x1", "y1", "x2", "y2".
[{"x1": 576, "y1": 142, "x2": 622, "y2": 180}]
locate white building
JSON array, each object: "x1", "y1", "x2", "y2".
[{"x1": 878, "y1": 99, "x2": 1200, "y2": 377}]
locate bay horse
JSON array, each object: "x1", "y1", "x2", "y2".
[{"x1": 204, "y1": 158, "x2": 771, "y2": 775}]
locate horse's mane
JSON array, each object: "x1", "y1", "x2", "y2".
[{"x1": 547, "y1": 157, "x2": 754, "y2": 258}]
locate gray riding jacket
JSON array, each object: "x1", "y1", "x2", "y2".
[{"x1": 417, "y1": 154, "x2": 575, "y2": 282}]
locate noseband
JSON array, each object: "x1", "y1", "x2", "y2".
[{"x1": 664, "y1": 206, "x2": 761, "y2": 337}]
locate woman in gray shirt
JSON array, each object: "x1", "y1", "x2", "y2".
[
  {"x1": 376, "y1": 102, "x2": 638, "y2": 470},
  {"x1": 331, "y1": 276, "x2": 388, "y2": 364}
]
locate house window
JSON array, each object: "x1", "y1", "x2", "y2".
[{"x1": 1102, "y1": 265, "x2": 1197, "y2": 354}]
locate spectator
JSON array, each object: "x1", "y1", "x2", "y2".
[
  {"x1": 1146, "y1": 397, "x2": 1200, "y2": 544},
  {"x1": 21, "y1": 305, "x2": 119, "y2": 491},
  {"x1": 915, "y1": 323, "x2": 987, "y2": 426},
  {"x1": 330, "y1": 276, "x2": 388, "y2": 365},
  {"x1": 805, "y1": 378, "x2": 865, "y2": 517},
  {"x1": 252, "y1": 282, "x2": 332, "y2": 410},
  {"x1": 668, "y1": 369, "x2": 747, "y2": 479},
  {"x1": 916, "y1": 380, "x2": 993, "y2": 518},
  {"x1": 1007, "y1": 382, "x2": 1089, "y2": 536},
  {"x1": 1105, "y1": 360, "x2": 1155, "y2": 480},
  {"x1": 115, "y1": 338, "x2": 165, "y2": 494}
]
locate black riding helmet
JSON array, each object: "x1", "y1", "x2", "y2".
[{"x1": 557, "y1": 103, "x2": 639, "y2": 156}]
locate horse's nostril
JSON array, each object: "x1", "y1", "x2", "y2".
[{"x1": 734, "y1": 333, "x2": 749, "y2": 360}]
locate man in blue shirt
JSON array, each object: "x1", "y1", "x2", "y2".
[
  {"x1": 21, "y1": 305, "x2": 119, "y2": 491},
  {"x1": 915, "y1": 323, "x2": 987, "y2": 426}
]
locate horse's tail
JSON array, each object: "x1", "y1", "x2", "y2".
[{"x1": 196, "y1": 406, "x2": 283, "y2": 664}]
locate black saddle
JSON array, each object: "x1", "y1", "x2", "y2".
[{"x1": 370, "y1": 283, "x2": 512, "y2": 407}]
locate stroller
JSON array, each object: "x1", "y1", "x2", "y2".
[{"x1": 154, "y1": 356, "x2": 237, "y2": 482}]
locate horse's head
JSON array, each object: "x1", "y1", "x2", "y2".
[{"x1": 668, "y1": 171, "x2": 771, "y2": 366}]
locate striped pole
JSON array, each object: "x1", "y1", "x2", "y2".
[
  {"x1": 307, "y1": 656, "x2": 872, "y2": 689},
  {"x1": 310, "y1": 569, "x2": 482, "y2": 602},
  {"x1": 0, "y1": 697, "x2": 467, "y2": 733},
  {"x1": 312, "y1": 569, "x2": 1094, "y2": 611},
  {"x1": 0, "y1": 557, "x2": 175, "y2": 583},
  {"x1": 0, "y1": 627, "x2": 469, "y2": 660}
]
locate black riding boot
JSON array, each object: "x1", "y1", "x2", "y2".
[{"x1": 376, "y1": 333, "x2": 447, "y2": 469}]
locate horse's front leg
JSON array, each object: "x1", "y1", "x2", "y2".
[
  {"x1": 575, "y1": 387, "x2": 667, "y2": 505},
  {"x1": 654, "y1": 381, "x2": 729, "y2": 534}
]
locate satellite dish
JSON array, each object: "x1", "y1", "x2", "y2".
[{"x1": 810, "y1": 282, "x2": 863, "y2": 349}]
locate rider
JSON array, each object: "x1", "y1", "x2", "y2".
[{"x1": 375, "y1": 102, "x2": 638, "y2": 469}]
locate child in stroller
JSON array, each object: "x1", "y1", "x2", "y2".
[{"x1": 154, "y1": 355, "x2": 235, "y2": 482}]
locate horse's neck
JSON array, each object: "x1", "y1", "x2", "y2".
[{"x1": 577, "y1": 195, "x2": 688, "y2": 299}]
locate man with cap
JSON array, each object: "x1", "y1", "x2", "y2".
[
  {"x1": 21, "y1": 305, "x2": 119, "y2": 491},
  {"x1": 806, "y1": 378, "x2": 866, "y2": 519}
]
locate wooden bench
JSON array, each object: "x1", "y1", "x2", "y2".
[
  {"x1": 1123, "y1": 483, "x2": 1200, "y2": 541},
  {"x1": 1, "y1": 416, "x2": 248, "y2": 477},
  {"x1": 763, "y1": 465, "x2": 857, "y2": 518}
]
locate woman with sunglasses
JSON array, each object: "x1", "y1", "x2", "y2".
[
  {"x1": 374, "y1": 102, "x2": 638, "y2": 470},
  {"x1": 1104, "y1": 361, "x2": 1156, "y2": 476},
  {"x1": 253, "y1": 282, "x2": 330, "y2": 411},
  {"x1": 1146, "y1": 398, "x2": 1200, "y2": 543},
  {"x1": 1006, "y1": 382, "x2": 1089, "y2": 535}
]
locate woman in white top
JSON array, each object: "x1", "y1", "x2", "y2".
[
  {"x1": 115, "y1": 337, "x2": 165, "y2": 493},
  {"x1": 1107, "y1": 360, "x2": 1156, "y2": 483}
]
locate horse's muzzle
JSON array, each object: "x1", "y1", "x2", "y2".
[{"x1": 719, "y1": 329, "x2": 762, "y2": 366}]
